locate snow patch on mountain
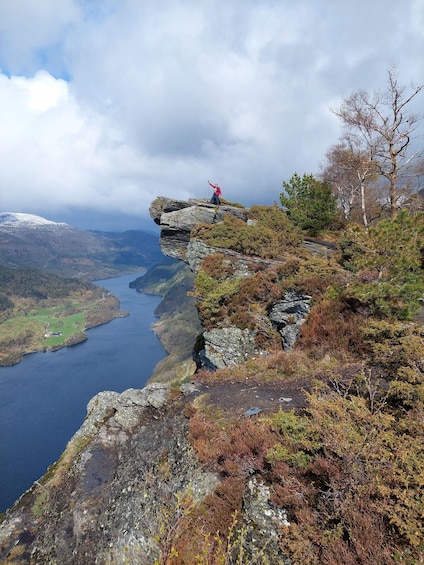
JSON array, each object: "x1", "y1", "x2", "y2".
[{"x1": 0, "y1": 213, "x2": 68, "y2": 227}]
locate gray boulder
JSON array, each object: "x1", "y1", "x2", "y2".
[
  {"x1": 201, "y1": 326, "x2": 266, "y2": 369},
  {"x1": 150, "y1": 197, "x2": 249, "y2": 261},
  {"x1": 269, "y1": 291, "x2": 312, "y2": 349}
]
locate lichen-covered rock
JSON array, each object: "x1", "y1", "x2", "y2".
[
  {"x1": 149, "y1": 197, "x2": 193, "y2": 225},
  {"x1": 72, "y1": 384, "x2": 170, "y2": 440},
  {"x1": 269, "y1": 291, "x2": 312, "y2": 349},
  {"x1": 242, "y1": 477, "x2": 291, "y2": 564},
  {"x1": 201, "y1": 326, "x2": 267, "y2": 369},
  {"x1": 159, "y1": 206, "x2": 220, "y2": 260},
  {"x1": 149, "y1": 197, "x2": 249, "y2": 261},
  {"x1": 0, "y1": 385, "x2": 220, "y2": 564}
]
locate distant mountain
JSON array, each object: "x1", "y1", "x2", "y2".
[{"x1": 0, "y1": 213, "x2": 164, "y2": 279}]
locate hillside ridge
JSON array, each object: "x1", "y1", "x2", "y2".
[{"x1": 0, "y1": 212, "x2": 163, "y2": 279}]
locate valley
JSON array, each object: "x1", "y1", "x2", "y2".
[{"x1": 0, "y1": 274, "x2": 126, "y2": 365}]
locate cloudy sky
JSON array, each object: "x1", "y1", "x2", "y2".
[{"x1": 0, "y1": 0, "x2": 423, "y2": 231}]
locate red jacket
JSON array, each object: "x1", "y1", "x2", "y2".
[{"x1": 209, "y1": 181, "x2": 222, "y2": 196}]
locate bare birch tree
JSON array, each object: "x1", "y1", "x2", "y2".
[
  {"x1": 332, "y1": 67, "x2": 423, "y2": 219},
  {"x1": 322, "y1": 135, "x2": 379, "y2": 229}
]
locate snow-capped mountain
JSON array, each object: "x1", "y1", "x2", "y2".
[
  {"x1": 0, "y1": 212, "x2": 162, "y2": 279},
  {"x1": 0, "y1": 212, "x2": 69, "y2": 227}
]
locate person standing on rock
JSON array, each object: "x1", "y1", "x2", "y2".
[{"x1": 208, "y1": 181, "x2": 222, "y2": 205}]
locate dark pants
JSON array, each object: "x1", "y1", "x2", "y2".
[{"x1": 211, "y1": 195, "x2": 220, "y2": 205}]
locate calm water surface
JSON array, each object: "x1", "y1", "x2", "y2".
[{"x1": 0, "y1": 272, "x2": 166, "y2": 512}]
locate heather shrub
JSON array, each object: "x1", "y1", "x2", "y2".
[
  {"x1": 297, "y1": 298, "x2": 366, "y2": 360},
  {"x1": 193, "y1": 271, "x2": 241, "y2": 329},
  {"x1": 193, "y1": 205, "x2": 302, "y2": 259},
  {"x1": 263, "y1": 381, "x2": 424, "y2": 563},
  {"x1": 339, "y1": 211, "x2": 424, "y2": 320},
  {"x1": 301, "y1": 380, "x2": 420, "y2": 555},
  {"x1": 267, "y1": 409, "x2": 319, "y2": 470},
  {"x1": 194, "y1": 253, "x2": 347, "y2": 343},
  {"x1": 361, "y1": 319, "x2": 424, "y2": 408},
  {"x1": 171, "y1": 478, "x2": 245, "y2": 564},
  {"x1": 361, "y1": 319, "x2": 424, "y2": 372},
  {"x1": 201, "y1": 253, "x2": 237, "y2": 279},
  {"x1": 193, "y1": 261, "x2": 282, "y2": 334},
  {"x1": 279, "y1": 254, "x2": 347, "y2": 297},
  {"x1": 193, "y1": 350, "x2": 309, "y2": 385},
  {"x1": 188, "y1": 326, "x2": 424, "y2": 563},
  {"x1": 189, "y1": 409, "x2": 275, "y2": 477}
]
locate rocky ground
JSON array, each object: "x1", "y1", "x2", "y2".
[
  {"x1": 190, "y1": 377, "x2": 309, "y2": 417},
  {"x1": 0, "y1": 376, "x2": 302, "y2": 564}
]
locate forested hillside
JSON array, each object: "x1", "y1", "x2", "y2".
[
  {"x1": 0, "y1": 265, "x2": 125, "y2": 365},
  {"x1": 130, "y1": 260, "x2": 202, "y2": 382},
  {"x1": 0, "y1": 213, "x2": 163, "y2": 279}
]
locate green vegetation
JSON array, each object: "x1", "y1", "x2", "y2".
[
  {"x1": 192, "y1": 205, "x2": 303, "y2": 258},
  {"x1": 192, "y1": 214, "x2": 345, "y2": 343},
  {"x1": 280, "y1": 172, "x2": 339, "y2": 235},
  {"x1": 339, "y1": 210, "x2": 424, "y2": 319},
  {"x1": 183, "y1": 203, "x2": 424, "y2": 563},
  {"x1": 130, "y1": 259, "x2": 184, "y2": 296},
  {"x1": 0, "y1": 265, "x2": 124, "y2": 365}
]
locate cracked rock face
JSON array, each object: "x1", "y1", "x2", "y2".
[
  {"x1": 150, "y1": 198, "x2": 313, "y2": 367},
  {"x1": 201, "y1": 326, "x2": 266, "y2": 369},
  {"x1": 269, "y1": 291, "x2": 312, "y2": 350},
  {"x1": 0, "y1": 384, "x2": 220, "y2": 564},
  {"x1": 149, "y1": 197, "x2": 248, "y2": 261}
]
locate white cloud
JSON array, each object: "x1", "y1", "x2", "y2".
[
  {"x1": 13, "y1": 70, "x2": 68, "y2": 112},
  {"x1": 0, "y1": 71, "x2": 147, "y2": 212},
  {"x1": 0, "y1": 0, "x2": 423, "y2": 229},
  {"x1": 0, "y1": 0, "x2": 80, "y2": 74}
]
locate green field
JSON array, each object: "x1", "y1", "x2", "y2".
[
  {"x1": 28, "y1": 307, "x2": 86, "y2": 346},
  {"x1": 0, "y1": 294, "x2": 123, "y2": 366}
]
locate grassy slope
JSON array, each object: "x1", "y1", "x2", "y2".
[{"x1": 0, "y1": 265, "x2": 125, "y2": 365}]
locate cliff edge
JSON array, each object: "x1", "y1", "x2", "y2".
[
  {"x1": 0, "y1": 198, "x2": 296, "y2": 564},
  {"x1": 2, "y1": 198, "x2": 422, "y2": 564}
]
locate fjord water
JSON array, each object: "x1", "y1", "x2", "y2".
[{"x1": 0, "y1": 272, "x2": 166, "y2": 512}]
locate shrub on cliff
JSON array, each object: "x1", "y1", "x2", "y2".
[
  {"x1": 280, "y1": 172, "x2": 339, "y2": 236},
  {"x1": 265, "y1": 373, "x2": 424, "y2": 563},
  {"x1": 193, "y1": 205, "x2": 302, "y2": 259},
  {"x1": 186, "y1": 350, "x2": 424, "y2": 564},
  {"x1": 339, "y1": 210, "x2": 424, "y2": 320}
]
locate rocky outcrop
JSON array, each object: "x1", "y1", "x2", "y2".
[
  {"x1": 269, "y1": 290, "x2": 312, "y2": 350},
  {"x1": 0, "y1": 384, "x2": 220, "y2": 564},
  {"x1": 198, "y1": 326, "x2": 266, "y2": 370},
  {"x1": 149, "y1": 197, "x2": 248, "y2": 261},
  {"x1": 0, "y1": 198, "x2": 309, "y2": 564},
  {"x1": 0, "y1": 381, "x2": 293, "y2": 564},
  {"x1": 151, "y1": 197, "x2": 312, "y2": 369},
  {"x1": 185, "y1": 238, "x2": 280, "y2": 275}
]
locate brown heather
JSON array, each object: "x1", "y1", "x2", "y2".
[{"x1": 182, "y1": 208, "x2": 424, "y2": 563}]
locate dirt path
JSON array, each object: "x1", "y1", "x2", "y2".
[{"x1": 188, "y1": 377, "x2": 309, "y2": 417}]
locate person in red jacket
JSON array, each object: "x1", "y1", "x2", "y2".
[{"x1": 208, "y1": 181, "x2": 222, "y2": 205}]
